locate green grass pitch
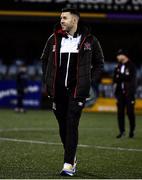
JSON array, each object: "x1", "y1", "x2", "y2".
[{"x1": 0, "y1": 109, "x2": 142, "y2": 179}]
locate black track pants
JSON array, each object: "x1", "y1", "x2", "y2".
[
  {"x1": 116, "y1": 94, "x2": 136, "y2": 134},
  {"x1": 53, "y1": 86, "x2": 85, "y2": 165}
]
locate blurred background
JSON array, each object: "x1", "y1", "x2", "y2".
[{"x1": 0, "y1": 0, "x2": 142, "y2": 112}]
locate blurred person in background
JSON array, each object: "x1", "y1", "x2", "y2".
[
  {"x1": 113, "y1": 49, "x2": 136, "y2": 138},
  {"x1": 15, "y1": 64, "x2": 28, "y2": 113},
  {"x1": 41, "y1": 8, "x2": 104, "y2": 176}
]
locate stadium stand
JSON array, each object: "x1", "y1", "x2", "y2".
[{"x1": 0, "y1": 61, "x2": 7, "y2": 79}]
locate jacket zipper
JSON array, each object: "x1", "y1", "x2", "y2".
[{"x1": 65, "y1": 52, "x2": 71, "y2": 87}]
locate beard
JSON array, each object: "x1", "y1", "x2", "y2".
[{"x1": 61, "y1": 24, "x2": 73, "y2": 32}]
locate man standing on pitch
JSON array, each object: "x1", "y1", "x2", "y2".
[
  {"x1": 113, "y1": 49, "x2": 136, "y2": 139},
  {"x1": 41, "y1": 8, "x2": 104, "y2": 176}
]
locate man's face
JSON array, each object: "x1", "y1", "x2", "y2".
[
  {"x1": 116, "y1": 54, "x2": 128, "y2": 63},
  {"x1": 60, "y1": 12, "x2": 75, "y2": 32}
]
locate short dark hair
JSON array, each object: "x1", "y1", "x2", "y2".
[{"x1": 61, "y1": 8, "x2": 80, "y2": 19}]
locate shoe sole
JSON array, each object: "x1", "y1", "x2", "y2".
[{"x1": 60, "y1": 170, "x2": 74, "y2": 176}]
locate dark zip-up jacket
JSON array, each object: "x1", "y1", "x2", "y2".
[
  {"x1": 113, "y1": 60, "x2": 136, "y2": 98},
  {"x1": 41, "y1": 25, "x2": 104, "y2": 99}
]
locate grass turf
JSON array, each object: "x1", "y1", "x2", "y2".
[{"x1": 0, "y1": 109, "x2": 142, "y2": 179}]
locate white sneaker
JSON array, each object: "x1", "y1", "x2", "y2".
[{"x1": 60, "y1": 163, "x2": 75, "y2": 176}]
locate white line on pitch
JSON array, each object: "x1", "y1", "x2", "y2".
[
  {"x1": 0, "y1": 137, "x2": 142, "y2": 152},
  {"x1": 0, "y1": 127, "x2": 111, "y2": 132},
  {"x1": 0, "y1": 137, "x2": 61, "y2": 145},
  {"x1": 0, "y1": 128, "x2": 57, "y2": 132}
]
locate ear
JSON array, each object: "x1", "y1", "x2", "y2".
[{"x1": 73, "y1": 16, "x2": 78, "y2": 23}]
